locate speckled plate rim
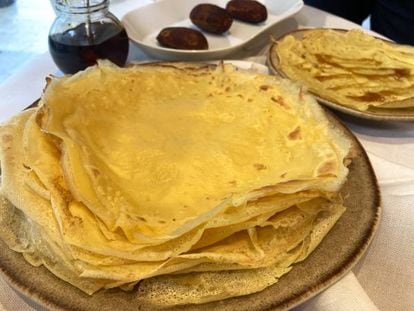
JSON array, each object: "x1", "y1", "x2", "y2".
[
  {"x1": 267, "y1": 28, "x2": 414, "y2": 121},
  {"x1": 0, "y1": 64, "x2": 381, "y2": 311}
]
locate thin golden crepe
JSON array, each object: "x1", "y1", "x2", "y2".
[
  {"x1": 0, "y1": 61, "x2": 352, "y2": 305},
  {"x1": 273, "y1": 29, "x2": 414, "y2": 111}
]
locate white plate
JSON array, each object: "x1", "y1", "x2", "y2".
[{"x1": 121, "y1": 0, "x2": 303, "y2": 60}]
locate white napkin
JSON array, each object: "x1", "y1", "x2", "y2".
[
  {"x1": 365, "y1": 153, "x2": 414, "y2": 196},
  {"x1": 353, "y1": 192, "x2": 414, "y2": 311},
  {"x1": 293, "y1": 272, "x2": 379, "y2": 311},
  {"x1": 351, "y1": 153, "x2": 414, "y2": 311},
  {"x1": 344, "y1": 115, "x2": 414, "y2": 170}
]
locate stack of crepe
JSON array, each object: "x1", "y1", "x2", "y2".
[
  {"x1": 273, "y1": 29, "x2": 414, "y2": 111},
  {"x1": 0, "y1": 62, "x2": 353, "y2": 305}
]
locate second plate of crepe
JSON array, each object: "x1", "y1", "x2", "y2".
[{"x1": 268, "y1": 28, "x2": 414, "y2": 121}]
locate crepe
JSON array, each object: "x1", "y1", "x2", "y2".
[
  {"x1": 0, "y1": 61, "x2": 353, "y2": 304},
  {"x1": 273, "y1": 29, "x2": 414, "y2": 111}
]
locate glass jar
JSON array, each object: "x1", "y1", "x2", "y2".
[{"x1": 48, "y1": 0, "x2": 129, "y2": 74}]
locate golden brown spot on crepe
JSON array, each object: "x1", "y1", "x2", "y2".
[
  {"x1": 68, "y1": 215, "x2": 83, "y2": 227},
  {"x1": 288, "y1": 127, "x2": 302, "y2": 140},
  {"x1": 271, "y1": 96, "x2": 289, "y2": 109},
  {"x1": 317, "y1": 160, "x2": 337, "y2": 176},
  {"x1": 253, "y1": 163, "x2": 267, "y2": 171},
  {"x1": 91, "y1": 168, "x2": 100, "y2": 178},
  {"x1": 228, "y1": 180, "x2": 237, "y2": 186},
  {"x1": 347, "y1": 92, "x2": 386, "y2": 102},
  {"x1": 22, "y1": 164, "x2": 31, "y2": 170},
  {"x1": 53, "y1": 178, "x2": 73, "y2": 203},
  {"x1": 260, "y1": 85, "x2": 270, "y2": 91},
  {"x1": 394, "y1": 68, "x2": 410, "y2": 79}
]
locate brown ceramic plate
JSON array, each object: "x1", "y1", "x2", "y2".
[
  {"x1": 268, "y1": 28, "x2": 414, "y2": 121},
  {"x1": 0, "y1": 83, "x2": 380, "y2": 311}
]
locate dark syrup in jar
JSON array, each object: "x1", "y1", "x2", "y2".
[{"x1": 48, "y1": 22, "x2": 129, "y2": 74}]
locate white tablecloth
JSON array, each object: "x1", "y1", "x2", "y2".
[{"x1": 0, "y1": 3, "x2": 413, "y2": 311}]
